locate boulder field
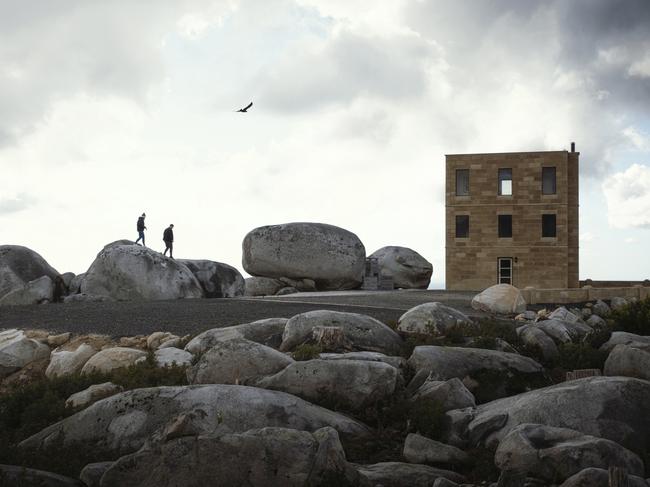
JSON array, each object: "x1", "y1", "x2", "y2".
[{"x1": 2, "y1": 292, "x2": 649, "y2": 486}]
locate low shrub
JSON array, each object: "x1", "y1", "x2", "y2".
[
  {"x1": 610, "y1": 297, "x2": 650, "y2": 335},
  {"x1": 553, "y1": 342, "x2": 609, "y2": 372},
  {"x1": 0, "y1": 356, "x2": 188, "y2": 477},
  {"x1": 291, "y1": 344, "x2": 323, "y2": 361}
]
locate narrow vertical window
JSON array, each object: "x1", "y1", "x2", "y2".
[
  {"x1": 498, "y1": 214, "x2": 512, "y2": 238},
  {"x1": 456, "y1": 215, "x2": 469, "y2": 238},
  {"x1": 498, "y1": 168, "x2": 512, "y2": 195},
  {"x1": 456, "y1": 169, "x2": 469, "y2": 196},
  {"x1": 542, "y1": 214, "x2": 556, "y2": 237},
  {"x1": 542, "y1": 167, "x2": 556, "y2": 194}
]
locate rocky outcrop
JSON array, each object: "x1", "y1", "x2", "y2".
[
  {"x1": 397, "y1": 302, "x2": 473, "y2": 336},
  {"x1": 559, "y1": 468, "x2": 649, "y2": 487},
  {"x1": 368, "y1": 246, "x2": 433, "y2": 289},
  {"x1": 355, "y1": 462, "x2": 465, "y2": 487},
  {"x1": 318, "y1": 351, "x2": 407, "y2": 372},
  {"x1": 0, "y1": 275, "x2": 54, "y2": 306},
  {"x1": 19, "y1": 385, "x2": 370, "y2": 456},
  {"x1": 80, "y1": 347, "x2": 147, "y2": 375},
  {"x1": 187, "y1": 338, "x2": 293, "y2": 385},
  {"x1": 494, "y1": 423, "x2": 644, "y2": 482},
  {"x1": 256, "y1": 359, "x2": 397, "y2": 410},
  {"x1": 178, "y1": 259, "x2": 245, "y2": 298},
  {"x1": 446, "y1": 376, "x2": 650, "y2": 455},
  {"x1": 592, "y1": 299, "x2": 611, "y2": 317},
  {"x1": 410, "y1": 377, "x2": 476, "y2": 412},
  {"x1": 66, "y1": 382, "x2": 124, "y2": 409},
  {"x1": 81, "y1": 243, "x2": 204, "y2": 301},
  {"x1": 185, "y1": 318, "x2": 288, "y2": 354},
  {"x1": 403, "y1": 433, "x2": 470, "y2": 467},
  {"x1": 0, "y1": 464, "x2": 83, "y2": 487},
  {"x1": 516, "y1": 324, "x2": 559, "y2": 361},
  {"x1": 408, "y1": 346, "x2": 543, "y2": 401},
  {"x1": 0, "y1": 245, "x2": 60, "y2": 300},
  {"x1": 604, "y1": 344, "x2": 650, "y2": 381},
  {"x1": 46, "y1": 343, "x2": 98, "y2": 378},
  {"x1": 471, "y1": 284, "x2": 526, "y2": 314},
  {"x1": 535, "y1": 319, "x2": 591, "y2": 344},
  {"x1": 600, "y1": 331, "x2": 650, "y2": 352},
  {"x1": 154, "y1": 347, "x2": 193, "y2": 368},
  {"x1": 0, "y1": 329, "x2": 51, "y2": 379},
  {"x1": 100, "y1": 427, "x2": 359, "y2": 487},
  {"x1": 79, "y1": 462, "x2": 114, "y2": 487},
  {"x1": 280, "y1": 310, "x2": 403, "y2": 355},
  {"x1": 244, "y1": 277, "x2": 286, "y2": 296},
  {"x1": 242, "y1": 222, "x2": 366, "y2": 290}
]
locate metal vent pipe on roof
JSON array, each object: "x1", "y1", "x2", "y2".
[{"x1": 571, "y1": 142, "x2": 575, "y2": 152}]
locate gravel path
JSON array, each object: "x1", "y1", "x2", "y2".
[{"x1": 0, "y1": 290, "x2": 480, "y2": 337}]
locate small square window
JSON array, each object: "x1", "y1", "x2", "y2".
[
  {"x1": 542, "y1": 167, "x2": 556, "y2": 195},
  {"x1": 542, "y1": 214, "x2": 556, "y2": 237},
  {"x1": 456, "y1": 215, "x2": 469, "y2": 238},
  {"x1": 498, "y1": 168, "x2": 512, "y2": 196},
  {"x1": 456, "y1": 169, "x2": 469, "y2": 196},
  {"x1": 498, "y1": 214, "x2": 512, "y2": 238}
]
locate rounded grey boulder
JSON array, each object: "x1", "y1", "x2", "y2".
[
  {"x1": 81, "y1": 244, "x2": 204, "y2": 301},
  {"x1": 178, "y1": 259, "x2": 244, "y2": 298},
  {"x1": 242, "y1": 222, "x2": 366, "y2": 291},
  {"x1": 369, "y1": 246, "x2": 433, "y2": 289},
  {"x1": 397, "y1": 302, "x2": 473, "y2": 336},
  {"x1": 0, "y1": 245, "x2": 60, "y2": 300},
  {"x1": 19, "y1": 385, "x2": 371, "y2": 456}
]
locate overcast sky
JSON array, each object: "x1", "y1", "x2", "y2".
[{"x1": 1, "y1": 0, "x2": 650, "y2": 287}]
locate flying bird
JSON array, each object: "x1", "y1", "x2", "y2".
[{"x1": 236, "y1": 102, "x2": 253, "y2": 113}]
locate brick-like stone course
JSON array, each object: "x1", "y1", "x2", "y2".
[{"x1": 446, "y1": 150, "x2": 579, "y2": 290}]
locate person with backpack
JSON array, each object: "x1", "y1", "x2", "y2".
[
  {"x1": 135, "y1": 213, "x2": 147, "y2": 246},
  {"x1": 163, "y1": 224, "x2": 174, "y2": 259}
]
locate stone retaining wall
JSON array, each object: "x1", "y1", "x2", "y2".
[{"x1": 521, "y1": 286, "x2": 650, "y2": 305}]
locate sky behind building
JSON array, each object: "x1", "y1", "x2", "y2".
[{"x1": 1, "y1": 0, "x2": 649, "y2": 287}]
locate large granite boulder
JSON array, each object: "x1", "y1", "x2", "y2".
[
  {"x1": 81, "y1": 244, "x2": 204, "y2": 301},
  {"x1": 516, "y1": 324, "x2": 559, "y2": 361},
  {"x1": 318, "y1": 351, "x2": 407, "y2": 372},
  {"x1": 185, "y1": 318, "x2": 288, "y2": 354},
  {"x1": 408, "y1": 346, "x2": 543, "y2": 402},
  {"x1": 0, "y1": 245, "x2": 60, "y2": 300},
  {"x1": 535, "y1": 319, "x2": 592, "y2": 344},
  {"x1": 560, "y1": 468, "x2": 649, "y2": 487},
  {"x1": 153, "y1": 347, "x2": 193, "y2": 368},
  {"x1": 100, "y1": 426, "x2": 359, "y2": 487},
  {"x1": 471, "y1": 284, "x2": 526, "y2": 314},
  {"x1": 0, "y1": 329, "x2": 51, "y2": 379},
  {"x1": 256, "y1": 359, "x2": 398, "y2": 411},
  {"x1": 66, "y1": 382, "x2": 124, "y2": 409},
  {"x1": 604, "y1": 344, "x2": 650, "y2": 381},
  {"x1": 410, "y1": 377, "x2": 476, "y2": 412},
  {"x1": 494, "y1": 423, "x2": 644, "y2": 482},
  {"x1": 187, "y1": 338, "x2": 293, "y2": 385},
  {"x1": 403, "y1": 433, "x2": 470, "y2": 467},
  {"x1": 242, "y1": 222, "x2": 366, "y2": 291},
  {"x1": 0, "y1": 275, "x2": 55, "y2": 306},
  {"x1": 178, "y1": 259, "x2": 244, "y2": 298},
  {"x1": 368, "y1": 246, "x2": 433, "y2": 289},
  {"x1": 446, "y1": 376, "x2": 650, "y2": 455},
  {"x1": 0, "y1": 465, "x2": 83, "y2": 487},
  {"x1": 80, "y1": 347, "x2": 147, "y2": 375},
  {"x1": 355, "y1": 462, "x2": 465, "y2": 487},
  {"x1": 244, "y1": 277, "x2": 286, "y2": 296},
  {"x1": 46, "y1": 343, "x2": 98, "y2": 378},
  {"x1": 397, "y1": 302, "x2": 474, "y2": 336},
  {"x1": 280, "y1": 310, "x2": 403, "y2": 355},
  {"x1": 600, "y1": 332, "x2": 650, "y2": 352},
  {"x1": 20, "y1": 385, "x2": 370, "y2": 456}
]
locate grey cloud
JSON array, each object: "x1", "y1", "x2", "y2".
[
  {"x1": 0, "y1": 193, "x2": 36, "y2": 215},
  {"x1": 258, "y1": 29, "x2": 439, "y2": 112},
  {"x1": 0, "y1": 0, "x2": 221, "y2": 147}
]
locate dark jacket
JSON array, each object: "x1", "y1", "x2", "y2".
[
  {"x1": 163, "y1": 227, "x2": 174, "y2": 242},
  {"x1": 137, "y1": 217, "x2": 145, "y2": 232}
]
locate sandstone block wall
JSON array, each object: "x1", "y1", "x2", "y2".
[{"x1": 445, "y1": 150, "x2": 579, "y2": 290}]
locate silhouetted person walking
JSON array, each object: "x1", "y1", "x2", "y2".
[
  {"x1": 135, "y1": 213, "x2": 147, "y2": 246},
  {"x1": 163, "y1": 224, "x2": 174, "y2": 259}
]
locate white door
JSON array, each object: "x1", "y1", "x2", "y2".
[{"x1": 498, "y1": 258, "x2": 513, "y2": 285}]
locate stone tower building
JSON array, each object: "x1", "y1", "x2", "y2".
[{"x1": 445, "y1": 147, "x2": 579, "y2": 290}]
